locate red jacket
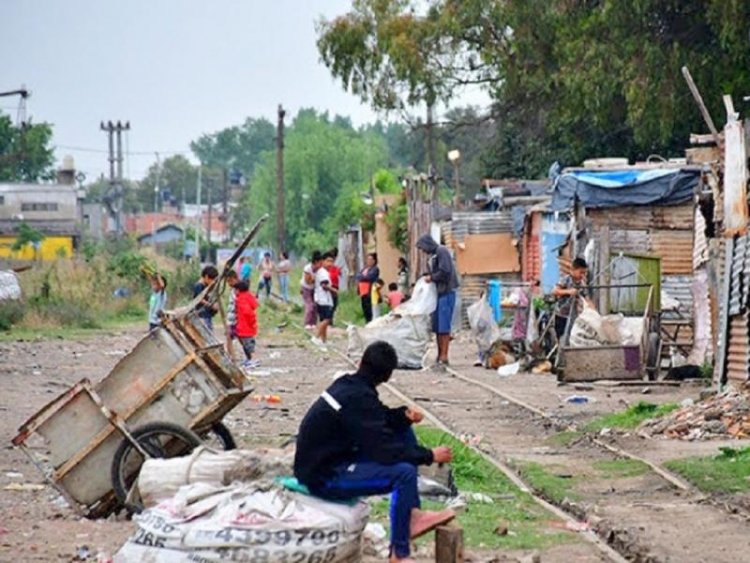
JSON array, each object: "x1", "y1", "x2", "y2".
[
  {"x1": 327, "y1": 265, "x2": 341, "y2": 289},
  {"x1": 235, "y1": 291, "x2": 258, "y2": 338}
]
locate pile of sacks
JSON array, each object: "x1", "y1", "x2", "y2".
[
  {"x1": 115, "y1": 447, "x2": 369, "y2": 563},
  {"x1": 640, "y1": 388, "x2": 750, "y2": 441},
  {"x1": 347, "y1": 278, "x2": 437, "y2": 369},
  {"x1": 569, "y1": 305, "x2": 643, "y2": 348}
]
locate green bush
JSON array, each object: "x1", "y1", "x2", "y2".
[{"x1": 0, "y1": 301, "x2": 25, "y2": 331}]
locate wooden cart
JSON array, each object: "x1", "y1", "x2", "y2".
[
  {"x1": 558, "y1": 283, "x2": 661, "y2": 382},
  {"x1": 12, "y1": 216, "x2": 268, "y2": 518}
]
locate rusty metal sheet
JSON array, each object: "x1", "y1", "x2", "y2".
[
  {"x1": 588, "y1": 204, "x2": 694, "y2": 231},
  {"x1": 650, "y1": 230, "x2": 694, "y2": 274},
  {"x1": 730, "y1": 235, "x2": 747, "y2": 316},
  {"x1": 608, "y1": 229, "x2": 650, "y2": 255},
  {"x1": 451, "y1": 211, "x2": 514, "y2": 242},
  {"x1": 726, "y1": 313, "x2": 750, "y2": 382},
  {"x1": 723, "y1": 115, "x2": 749, "y2": 236},
  {"x1": 693, "y1": 208, "x2": 709, "y2": 270}
]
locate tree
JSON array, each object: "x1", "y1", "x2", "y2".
[
  {"x1": 234, "y1": 109, "x2": 389, "y2": 254},
  {"x1": 138, "y1": 155, "x2": 200, "y2": 211},
  {"x1": 0, "y1": 112, "x2": 55, "y2": 182},
  {"x1": 11, "y1": 222, "x2": 44, "y2": 259},
  {"x1": 190, "y1": 117, "x2": 276, "y2": 179},
  {"x1": 319, "y1": 1, "x2": 750, "y2": 178}
]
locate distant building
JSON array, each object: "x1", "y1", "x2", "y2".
[
  {"x1": 137, "y1": 224, "x2": 184, "y2": 246},
  {"x1": 0, "y1": 182, "x2": 83, "y2": 260}
]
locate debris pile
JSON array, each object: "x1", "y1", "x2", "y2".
[{"x1": 640, "y1": 389, "x2": 750, "y2": 440}]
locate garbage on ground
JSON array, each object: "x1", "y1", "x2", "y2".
[
  {"x1": 418, "y1": 476, "x2": 454, "y2": 498},
  {"x1": 136, "y1": 446, "x2": 293, "y2": 508},
  {"x1": 362, "y1": 522, "x2": 389, "y2": 558},
  {"x1": 115, "y1": 482, "x2": 369, "y2": 563},
  {"x1": 459, "y1": 433, "x2": 483, "y2": 447},
  {"x1": 466, "y1": 492, "x2": 495, "y2": 504},
  {"x1": 497, "y1": 361, "x2": 521, "y2": 377},
  {"x1": 251, "y1": 394, "x2": 282, "y2": 404},
  {"x1": 467, "y1": 296, "x2": 501, "y2": 357},
  {"x1": 565, "y1": 395, "x2": 592, "y2": 405},
  {"x1": 3, "y1": 482, "x2": 45, "y2": 492},
  {"x1": 640, "y1": 388, "x2": 750, "y2": 440},
  {"x1": 531, "y1": 360, "x2": 553, "y2": 374},
  {"x1": 485, "y1": 339, "x2": 517, "y2": 369},
  {"x1": 347, "y1": 278, "x2": 436, "y2": 369}
]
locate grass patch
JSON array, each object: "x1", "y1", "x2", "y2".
[
  {"x1": 364, "y1": 427, "x2": 579, "y2": 551},
  {"x1": 584, "y1": 402, "x2": 679, "y2": 432},
  {"x1": 593, "y1": 459, "x2": 649, "y2": 479},
  {"x1": 545, "y1": 430, "x2": 583, "y2": 448},
  {"x1": 514, "y1": 462, "x2": 579, "y2": 504},
  {"x1": 665, "y1": 447, "x2": 750, "y2": 494}
]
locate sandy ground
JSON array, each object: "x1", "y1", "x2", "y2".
[{"x1": 2, "y1": 324, "x2": 750, "y2": 562}]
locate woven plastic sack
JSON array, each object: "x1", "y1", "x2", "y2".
[
  {"x1": 114, "y1": 483, "x2": 368, "y2": 563},
  {"x1": 467, "y1": 296, "x2": 501, "y2": 354},
  {"x1": 0, "y1": 271, "x2": 21, "y2": 301}
]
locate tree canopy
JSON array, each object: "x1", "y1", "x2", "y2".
[
  {"x1": 318, "y1": 0, "x2": 750, "y2": 177},
  {"x1": 0, "y1": 112, "x2": 55, "y2": 182}
]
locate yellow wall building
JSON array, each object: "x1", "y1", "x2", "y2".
[{"x1": 0, "y1": 236, "x2": 74, "y2": 261}]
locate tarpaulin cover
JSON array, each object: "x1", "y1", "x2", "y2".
[{"x1": 551, "y1": 168, "x2": 699, "y2": 211}]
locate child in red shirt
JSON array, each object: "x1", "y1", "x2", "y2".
[
  {"x1": 234, "y1": 281, "x2": 259, "y2": 367},
  {"x1": 387, "y1": 282, "x2": 404, "y2": 310}
]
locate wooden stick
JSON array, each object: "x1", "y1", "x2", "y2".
[
  {"x1": 435, "y1": 525, "x2": 464, "y2": 563},
  {"x1": 681, "y1": 66, "x2": 721, "y2": 144}
]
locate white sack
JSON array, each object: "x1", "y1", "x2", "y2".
[
  {"x1": 137, "y1": 447, "x2": 294, "y2": 508},
  {"x1": 115, "y1": 483, "x2": 368, "y2": 563},
  {"x1": 393, "y1": 278, "x2": 437, "y2": 316},
  {"x1": 348, "y1": 315, "x2": 432, "y2": 369},
  {"x1": 467, "y1": 297, "x2": 501, "y2": 354},
  {"x1": 0, "y1": 271, "x2": 21, "y2": 301}
]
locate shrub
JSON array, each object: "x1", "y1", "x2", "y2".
[{"x1": 0, "y1": 301, "x2": 25, "y2": 331}]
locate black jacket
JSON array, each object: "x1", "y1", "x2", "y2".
[
  {"x1": 416, "y1": 234, "x2": 459, "y2": 295},
  {"x1": 293, "y1": 372, "x2": 434, "y2": 490}
]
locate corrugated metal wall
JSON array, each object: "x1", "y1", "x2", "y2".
[{"x1": 724, "y1": 233, "x2": 750, "y2": 382}]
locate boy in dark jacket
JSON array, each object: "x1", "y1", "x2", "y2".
[{"x1": 294, "y1": 341, "x2": 454, "y2": 563}]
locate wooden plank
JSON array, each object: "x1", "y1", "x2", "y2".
[
  {"x1": 455, "y1": 233, "x2": 520, "y2": 275},
  {"x1": 681, "y1": 66, "x2": 721, "y2": 144},
  {"x1": 561, "y1": 346, "x2": 642, "y2": 382},
  {"x1": 435, "y1": 526, "x2": 464, "y2": 563}
]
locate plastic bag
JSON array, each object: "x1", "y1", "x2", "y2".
[
  {"x1": 0, "y1": 271, "x2": 21, "y2": 301},
  {"x1": 115, "y1": 483, "x2": 368, "y2": 563},
  {"x1": 348, "y1": 315, "x2": 432, "y2": 369},
  {"x1": 467, "y1": 296, "x2": 501, "y2": 354},
  {"x1": 393, "y1": 278, "x2": 437, "y2": 316}
]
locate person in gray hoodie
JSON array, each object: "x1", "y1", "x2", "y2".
[{"x1": 416, "y1": 234, "x2": 459, "y2": 368}]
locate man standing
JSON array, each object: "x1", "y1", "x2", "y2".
[
  {"x1": 552, "y1": 257, "x2": 592, "y2": 341},
  {"x1": 294, "y1": 341, "x2": 455, "y2": 563},
  {"x1": 416, "y1": 234, "x2": 459, "y2": 369}
]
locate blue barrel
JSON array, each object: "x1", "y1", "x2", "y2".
[{"x1": 487, "y1": 279, "x2": 502, "y2": 322}]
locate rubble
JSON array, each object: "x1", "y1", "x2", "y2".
[{"x1": 640, "y1": 388, "x2": 750, "y2": 440}]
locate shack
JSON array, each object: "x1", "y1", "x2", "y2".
[{"x1": 550, "y1": 164, "x2": 707, "y2": 367}]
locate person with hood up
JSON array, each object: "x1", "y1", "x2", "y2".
[{"x1": 416, "y1": 234, "x2": 459, "y2": 369}]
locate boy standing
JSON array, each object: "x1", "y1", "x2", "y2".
[
  {"x1": 371, "y1": 278, "x2": 385, "y2": 319},
  {"x1": 224, "y1": 269, "x2": 239, "y2": 356},
  {"x1": 552, "y1": 257, "x2": 591, "y2": 340},
  {"x1": 312, "y1": 260, "x2": 336, "y2": 349},
  {"x1": 148, "y1": 274, "x2": 167, "y2": 331},
  {"x1": 234, "y1": 280, "x2": 260, "y2": 368},
  {"x1": 193, "y1": 265, "x2": 219, "y2": 331}
]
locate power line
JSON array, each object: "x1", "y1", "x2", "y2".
[{"x1": 56, "y1": 144, "x2": 191, "y2": 156}]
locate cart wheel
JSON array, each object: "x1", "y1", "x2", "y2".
[
  {"x1": 111, "y1": 422, "x2": 202, "y2": 507},
  {"x1": 645, "y1": 332, "x2": 661, "y2": 381},
  {"x1": 206, "y1": 421, "x2": 237, "y2": 450}
]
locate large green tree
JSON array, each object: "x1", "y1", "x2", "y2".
[
  {"x1": 0, "y1": 112, "x2": 55, "y2": 182},
  {"x1": 319, "y1": 0, "x2": 750, "y2": 177},
  {"x1": 236, "y1": 109, "x2": 388, "y2": 254}
]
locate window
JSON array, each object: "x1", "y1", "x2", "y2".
[{"x1": 21, "y1": 202, "x2": 58, "y2": 212}]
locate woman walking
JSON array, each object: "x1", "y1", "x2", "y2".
[{"x1": 356, "y1": 253, "x2": 380, "y2": 323}]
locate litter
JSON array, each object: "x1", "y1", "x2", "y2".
[
  {"x1": 459, "y1": 433, "x2": 482, "y2": 446},
  {"x1": 565, "y1": 395, "x2": 592, "y2": 405},
  {"x1": 497, "y1": 361, "x2": 521, "y2": 377},
  {"x1": 5, "y1": 472, "x2": 23, "y2": 479},
  {"x1": 466, "y1": 492, "x2": 494, "y2": 504},
  {"x1": 3, "y1": 482, "x2": 45, "y2": 492},
  {"x1": 251, "y1": 394, "x2": 282, "y2": 404}
]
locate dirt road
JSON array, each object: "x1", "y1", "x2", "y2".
[{"x1": 2, "y1": 325, "x2": 750, "y2": 562}]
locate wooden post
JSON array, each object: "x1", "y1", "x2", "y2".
[
  {"x1": 681, "y1": 66, "x2": 721, "y2": 145},
  {"x1": 276, "y1": 104, "x2": 286, "y2": 251},
  {"x1": 598, "y1": 225, "x2": 610, "y2": 313},
  {"x1": 435, "y1": 525, "x2": 463, "y2": 563}
]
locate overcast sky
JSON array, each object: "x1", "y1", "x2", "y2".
[{"x1": 1, "y1": 0, "x2": 489, "y2": 183}]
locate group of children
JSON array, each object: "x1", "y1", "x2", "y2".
[{"x1": 356, "y1": 253, "x2": 408, "y2": 323}]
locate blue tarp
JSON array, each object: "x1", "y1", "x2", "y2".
[{"x1": 551, "y1": 168, "x2": 699, "y2": 211}]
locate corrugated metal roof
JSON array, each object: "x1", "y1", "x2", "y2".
[
  {"x1": 729, "y1": 235, "x2": 747, "y2": 316},
  {"x1": 588, "y1": 203, "x2": 694, "y2": 231},
  {"x1": 451, "y1": 211, "x2": 514, "y2": 242},
  {"x1": 651, "y1": 230, "x2": 694, "y2": 274}
]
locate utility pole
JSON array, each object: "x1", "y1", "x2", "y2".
[
  {"x1": 153, "y1": 152, "x2": 161, "y2": 245},
  {"x1": 207, "y1": 175, "x2": 213, "y2": 252},
  {"x1": 222, "y1": 168, "x2": 229, "y2": 225},
  {"x1": 276, "y1": 104, "x2": 286, "y2": 251},
  {"x1": 195, "y1": 166, "x2": 202, "y2": 263},
  {"x1": 100, "y1": 120, "x2": 130, "y2": 234}
]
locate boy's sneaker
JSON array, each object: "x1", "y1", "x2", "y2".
[{"x1": 310, "y1": 337, "x2": 328, "y2": 351}]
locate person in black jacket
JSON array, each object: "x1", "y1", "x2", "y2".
[
  {"x1": 294, "y1": 341, "x2": 454, "y2": 563},
  {"x1": 416, "y1": 234, "x2": 460, "y2": 368}
]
